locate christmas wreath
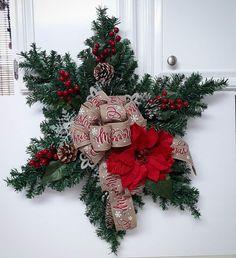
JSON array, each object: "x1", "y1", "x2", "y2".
[{"x1": 6, "y1": 7, "x2": 227, "y2": 253}]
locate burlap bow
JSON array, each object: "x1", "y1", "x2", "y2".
[
  {"x1": 70, "y1": 91, "x2": 196, "y2": 231},
  {"x1": 70, "y1": 91, "x2": 146, "y2": 231}
]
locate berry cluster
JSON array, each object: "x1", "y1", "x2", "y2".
[
  {"x1": 28, "y1": 148, "x2": 58, "y2": 169},
  {"x1": 149, "y1": 89, "x2": 189, "y2": 110},
  {"x1": 57, "y1": 70, "x2": 80, "y2": 103},
  {"x1": 92, "y1": 26, "x2": 121, "y2": 63}
]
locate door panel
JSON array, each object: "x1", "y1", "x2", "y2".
[{"x1": 162, "y1": 0, "x2": 236, "y2": 87}]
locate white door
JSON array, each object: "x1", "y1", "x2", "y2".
[
  {"x1": 1, "y1": 1, "x2": 235, "y2": 258},
  {"x1": 161, "y1": 0, "x2": 236, "y2": 88}
]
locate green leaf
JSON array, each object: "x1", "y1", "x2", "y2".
[
  {"x1": 145, "y1": 178, "x2": 173, "y2": 199},
  {"x1": 42, "y1": 160, "x2": 67, "y2": 184}
]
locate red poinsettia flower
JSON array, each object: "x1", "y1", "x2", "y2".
[{"x1": 107, "y1": 123, "x2": 174, "y2": 190}]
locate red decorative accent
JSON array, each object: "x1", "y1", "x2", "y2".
[
  {"x1": 161, "y1": 89, "x2": 167, "y2": 97},
  {"x1": 115, "y1": 35, "x2": 121, "y2": 42},
  {"x1": 111, "y1": 48, "x2": 116, "y2": 54},
  {"x1": 160, "y1": 103, "x2": 167, "y2": 109},
  {"x1": 64, "y1": 80, "x2": 72, "y2": 87},
  {"x1": 28, "y1": 148, "x2": 57, "y2": 169},
  {"x1": 95, "y1": 43, "x2": 100, "y2": 49},
  {"x1": 114, "y1": 27, "x2": 119, "y2": 33},
  {"x1": 107, "y1": 124, "x2": 174, "y2": 190},
  {"x1": 183, "y1": 101, "x2": 189, "y2": 107},
  {"x1": 109, "y1": 31, "x2": 115, "y2": 37}
]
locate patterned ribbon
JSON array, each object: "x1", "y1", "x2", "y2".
[
  {"x1": 70, "y1": 91, "x2": 146, "y2": 165},
  {"x1": 70, "y1": 91, "x2": 196, "y2": 231},
  {"x1": 70, "y1": 91, "x2": 146, "y2": 231},
  {"x1": 172, "y1": 137, "x2": 196, "y2": 175}
]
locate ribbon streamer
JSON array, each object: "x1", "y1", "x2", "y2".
[
  {"x1": 172, "y1": 137, "x2": 196, "y2": 175},
  {"x1": 70, "y1": 91, "x2": 146, "y2": 231}
]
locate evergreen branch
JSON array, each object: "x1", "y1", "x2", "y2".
[{"x1": 80, "y1": 172, "x2": 125, "y2": 254}]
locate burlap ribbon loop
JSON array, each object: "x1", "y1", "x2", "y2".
[
  {"x1": 70, "y1": 91, "x2": 146, "y2": 165},
  {"x1": 70, "y1": 91, "x2": 146, "y2": 231}
]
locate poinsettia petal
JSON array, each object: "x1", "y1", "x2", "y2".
[
  {"x1": 130, "y1": 123, "x2": 147, "y2": 150},
  {"x1": 107, "y1": 158, "x2": 132, "y2": 175},
  {"x1": 107, "y1": 146, "x2": 136, "y2": 168},
  {"x1": 146, "y1": 163, "x2": 160, "y2": 182},
  {"x1": 148, "y1": 155, "x2": 170, "y2": 171},
  {"x1": 120, "y1": 163, "x2": 148, "y2": 190},
  {"x1": 145, "y1": 127, "x2": 159, "y2": 149},
  {"x1": 156, "y1": 131, "x2": 173, "y2": 148},
  {"x1": 129, "y1": 164, "x2": 148, "y2": 190},
  {"x1": 159, "y1": 173, "x2": 166, "y2": 180}
]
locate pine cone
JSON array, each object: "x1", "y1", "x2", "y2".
[
  {"x1": 57, "y1": 144, "x2": 78, "y2": 163},
  {"x1": 105, "y1": 195, "x2": 114, "y2": 229},
  {"x1": 94, "y1": 63, "x2": 114, "y2": 82}
]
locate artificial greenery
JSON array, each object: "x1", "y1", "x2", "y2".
[{"x1": 6, "y1": 7, "x2": 227, "y2": 253}]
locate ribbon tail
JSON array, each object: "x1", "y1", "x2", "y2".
[
  {"x1": 99, "y1": 160, "x2": 137, "y2": 231},
  {"x1": 172, "y1": 137, "x2": 197, "y2": 176}
]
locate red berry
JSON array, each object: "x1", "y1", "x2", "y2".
[
  {"x1": 100, "y1": 53, "x2": 105, "y2": 59},
  {"x1": 176, "y1": 103, "x2": 183, "y2": 110},
  {"x1": 95, "y1": 43, "x2": 100, "y2": 49},
  {"x1": 53, "y1": 154, "x2": 59, "y2": 160},
  {"x1": 34, "y1": 162, "x2": 40, "y2": 169},
  {"x1": 176, "y1": 98, "x2": 183, "y2": 104},
  {"x1": 114, "y1": 27, "x2": 119, "y2": 33},
  {"x1": 28, "y1": 160, "x2": 35, "y2": 167},
  {"x1": 74, "y1": 85, "x2": 80, "y2": 91},
  {"x1": 63, "y1": 90, "x2": 69, "y2": 96},
  {"x1": 170, "y1": 105, "x2": 175, "y2": 110},
  {"x1": 40, "y1": 158, "x2": 49, "y2": 166},
  {"x1": 115, "y1": 35, "x2": 121, "y2": 42},
  {"x1": 109, "y1": 40, "x2": 115, "y2": 47},
  {"x1": 148, "y1": 99, "x2": 153, "y2": 103},
  {"x1": 59, "y1": 76, "x2": 65, "y2": 82},
  {"x1": 63, "y1": 71, "x2": 70, "y2": 79},
  {"x1": 96, "y1": 57, "x2": 100, "y2": 63},
  {"x1": 161, "y1": 98, "x2": 168, "y2": 104},
  {"x1": 111, "y1": 48, "x2": 116, "y2": 54},
  {"x1": 169, "y1": 99, "x2": 175, "y2": 105},
  {"x1": 49, "y1": 148, "x2": 55, "y2": 154},
  {"x1": 59, "y1": 70, "x2": 65, "y2": 77},
  {"x1": 46, "y1": 152, "x2": 53, "y2": 159},
  {"x1": 162, "y1": 90, "x2": 167, "y2": 97},
  {"x1": 109, "y1": 31, "x2": 115, "y2": 37},
  {"x1": 104, "y1": 48, "x2": 109, "y2": 55},
  {"x1": 183, "y1": 101, "x2": 189, "y2": 107},
  {"x1": 36, "y1": 151, "x2": 43, "y2": 159},
  {"x1": 42, "y1": 149, "x2": 49, "y2": 156},
  {"x1": 57, "y1": 91, "x2": 63, "y2": 97},
  {"x1": 155, "y1": 95, "x2": 161, "y2": 101},
  {"x1": 64, "y1": 80, "x2": 72, "y2": 87},
  {"x1": 68, "y1": 88, "x2": 74, "y2": 94},
  {"x1": 160, "y1": 104, "x2": 167, "y2": 109},
  {"x1": 92, "y1": 48, "x2": 98, "y2": 55}
]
